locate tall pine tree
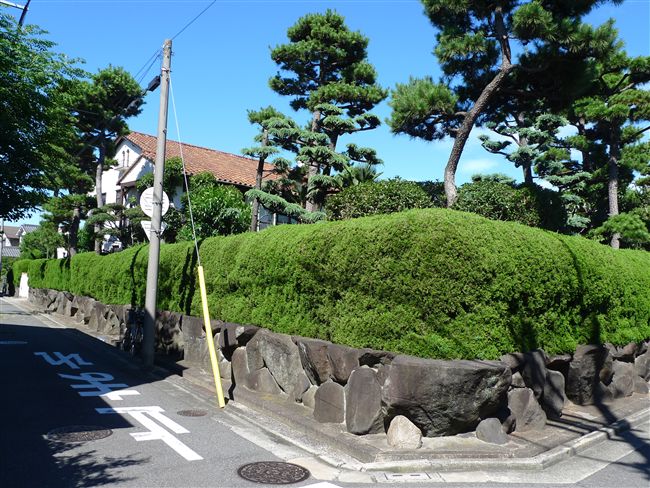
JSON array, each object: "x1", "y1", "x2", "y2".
[
  {"x1": 388, "y1": 0, "x2": 622, "y2": 207},
  {"x1": 269, "y1": 10, "x2": 387, "y2": 211}
]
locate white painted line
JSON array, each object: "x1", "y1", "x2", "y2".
[
  {"x1": 58, "y1": 372, "x2": 140, "y2": 400},
  {"x1": 34, "y1": 352, "x2": 93, "y2": 369},
  {"x1": 97, "y1": 406, "x2": 203, "y2": 461},
  {"x1": 303, "y1": 483, "x2": 344, "y2": 488}
]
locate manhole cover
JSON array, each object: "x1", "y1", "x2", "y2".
[
  {"x1": 237, "y1": 461, "x2": 310, "y2": 484},
  {"x1": 46, "y1": 425, "x2": 112, "y2": 443},
  {"x1": 177, "y1": 409, "x2": 208, "y2": 417}
]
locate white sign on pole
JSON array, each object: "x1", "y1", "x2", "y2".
[
  {"x1": 141, "y1": 221, "x2": 168, "y2": 241},
  {"x1": 140, "y1": 187, "x2": 170, "y2": 218}
]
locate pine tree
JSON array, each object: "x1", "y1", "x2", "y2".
[
  {"x1": 72, "y1": 66, "x2": 143, "y2": 252},
  {"x1": 269, "y1": 10, "x2": 387, "y2": 211},
  {"x1": 388, "y1": 0, "x2": 622, "y2": 207}
]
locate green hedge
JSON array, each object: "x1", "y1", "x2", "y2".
[{"x1": 19, "y1": 208, "x2": 650, "y2": 360}]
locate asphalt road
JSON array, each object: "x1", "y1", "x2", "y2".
[
  {"x1": 1, "y1": 297, "x2": 648, "y2": 488},
  {"x1": 0, "y1": 298, "x2": 324, "y2": 488}
]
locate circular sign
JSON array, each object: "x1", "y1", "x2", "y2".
[{"x1": 140, "y1": 187, "x2": 170, "y2": 218}]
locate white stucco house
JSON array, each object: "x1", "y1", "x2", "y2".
[{"x1": 94, "y1": 132, "x2": 284, "y2": 251}]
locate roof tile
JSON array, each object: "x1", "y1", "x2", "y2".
[{"x1": 125, "y1": 132, "x2": 278, "y2": 188}]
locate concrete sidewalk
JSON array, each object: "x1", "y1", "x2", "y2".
[{"x1": 7, "y1": 296, "x2": 649, "y2": 485}]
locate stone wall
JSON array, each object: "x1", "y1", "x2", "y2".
[{"x1": 28, "y1": 288, "x2": 650, "y2": 448}]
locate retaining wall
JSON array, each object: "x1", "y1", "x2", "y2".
[{"x1": 28, "y1": 288, "x2": 650, "y2": 448}]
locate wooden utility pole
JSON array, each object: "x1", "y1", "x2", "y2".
[{"x1": 142, "y1": 39, "x2": 172, "y2": 369}]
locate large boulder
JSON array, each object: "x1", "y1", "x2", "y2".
[
  {"x1": 520, "y1": 350, "x2": 549, "y2": 400},
  {"x1": 345, "y1": 367, "x2": 383, "y2": 435},
  {"x1": 387, "y1": 415, "x2": 422, "y2": 449},
  {"x1": 248, "y1": 368, "x2": 283, "y2": 395},
  {"x1": 231, "y1": 347, "x2": 250, "y2": 389},
  {"x1": 326, "y1": 344, "x2": 360, "y2": 385},
  {"x1": 313, "y1": 381, "x2": 346, "y2": 423},
  {"x1": 382, "y1": 356, "x2": 511, "y2": 437},
  {"x1": 295, "y1": 338, "x2": 332, "y2": 385},
  {"x1": 87, "y1": 302, "x2": 108, "y2": 331},
  {"x1": 155, "y1": 311, "x2": 184, "y2": 357},
  {"x1": 541, "y1": 370, "x2": 567, "y2": 418},
  {"x1": 608, "y1": 360, "x2": 636, "y2": 399},
  {"x1": 635, "y1": 351, "x2": 650, "y2": 381},
  {"x1": 246, "y1": 329, "x2": 303, "y2": 394},
  {"x1": 566, "y1": 345, "x2": 614, "y2": 405},
  {"x1": 218, "y1": 322, "x2": 259, "y2": 359},
  {"x1": 181, "y1": 315, "x2": 208, "y2": 365},
  {"x1": 508, "y1": 388, "x2": 547, "y2": 432}
]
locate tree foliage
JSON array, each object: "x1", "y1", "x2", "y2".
[
  {"x1": 0, "y1": 13, "x2": 80, "y2": 219},
  {"x1": 269, "y1": 10, "x2": 387, "y2": 211},
  {"x1": 325, "y1": 179, "x2": 432, "y2": 220},
  {"x1": 388, "y1": 0, "x2": 622, "y2": 206},
  {"x1": 19, "y1": 224, "x2": 64, "y2": 259}
]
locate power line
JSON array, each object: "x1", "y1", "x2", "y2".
[{"x1": 171, "y1": 0, "x2": 217, "y2": 40}]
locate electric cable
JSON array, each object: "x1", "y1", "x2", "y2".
[
  {"x1": 170, "y1": 0, "x2": 217, "y2": 41},
  {"x1": 169, "y1": 73, "x2": 202, "y2": 267}
]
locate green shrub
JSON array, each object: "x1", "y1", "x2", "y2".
[
  {"x1": 454, "y1": 176, "x2": 566, "y2": 231},
  {"x1": 325, "y1": 178, "x2": 432, "y2": 220},
  {"x1": 19, "y1": 208, "x2": 650, "y2": 360}
]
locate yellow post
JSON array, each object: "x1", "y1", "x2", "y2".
[{"x1": 197, "y1": 265, "x2": 226, "y2": 408}]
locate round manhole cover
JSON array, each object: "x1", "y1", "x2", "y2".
[
  {"x1": 46, "y1": 425, "x2": 112, "y2": 443},
  {"x1": 177, "y1": 409, "x2": 208, "y2": 417},
  {"x1": 237, "y1": 461, "x2": 310, "y2": 484}
]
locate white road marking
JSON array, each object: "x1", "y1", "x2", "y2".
[
  {"x1": 97, "y1": 406, "x2": 203, "y2": 461},
  {"x1": 34, "y1": 352, "x2": 93, "y2": 369},
  {"x1": 58, "y1": 372, "x2": 140, "y2": 400}
]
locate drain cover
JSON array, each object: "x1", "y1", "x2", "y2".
[
  {"x1": 46, "y1": 425, "x2": 112, "y2": 443},
  {"x1": 237, "y1": 462, "x2": 310, "y2": 484},
  {"x1": 177, "y1": 409, "x2": 208, "y2": 417}
]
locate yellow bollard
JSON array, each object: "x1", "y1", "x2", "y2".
[{"x1": 197, "y1": 265, "x2": 226, "y2": 408}]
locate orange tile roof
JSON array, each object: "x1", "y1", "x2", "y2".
[{"x1": 124, "y1": 132, "x2": 278, "y2": 188}]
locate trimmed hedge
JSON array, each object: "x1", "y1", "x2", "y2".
[{"x1": 20, "y1": 208, "x2": 650, "y2": 360}]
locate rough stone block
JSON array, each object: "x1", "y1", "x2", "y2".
[
  {"x1": 296, "y1": 338, "x2": 332, "y2": 385},
  {"x1": 302, "y1": 386, "x2": 318, "y2": 409},
  {"x1": 521, "y1": 349, "x2": 549, "y2": 400},
  {"x1": 313, "y1": 381, "x2": 345, "y2": 423},
  {"x1": 508, "y1": 388, "x2": 546, "y2": 432},
  {"x1": 345, "y1": 367, "x2": 383, "y2": 435},
  {"x1": 542, "y1": 370, "x2": 566, "y2": 418},
  {"x1": 382, "y1": 355, "x2": 511, "y2": 437},
  {"x1": 248, "y1": 368, "x2": 282, "y2": 395},
  {"x1": 218, "y1": 322, "x2": 258, "y2": 359},
  {"x1": 609, "y1": 360, "x2": 635, "y2": 399},
  {"x1": 566, "y1": 344, "x2": 614, "y2": 405},
  {"x1": 633, "y1": 375, "x2": 649, "y2": 394},
  {"x1": 326, "y1": 344, "x2": 360, "y2": 385},
  {"x1": 246, "y1": 329, "x2": 303, "y2": 394},
  {"x1": 231, "y1": 347, "x2": 250, "y2": 389},
  {"x1": 476, "y1": 418, "x2": 508, "y2": 445},
  {"x1": 387, "y1": 415, "x2": 422, "y2": 449}
]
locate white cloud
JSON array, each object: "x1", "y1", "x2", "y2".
[
  {"x1": 458, "y1": 158, "x2": 499, "y2": 174},
  {"x1": 535, "y1": 178, "x2": 558, "y2": 191}
]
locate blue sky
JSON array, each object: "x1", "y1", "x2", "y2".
[{"x1": 5, "y1": 0, "x2": 650, "y2": 225}]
